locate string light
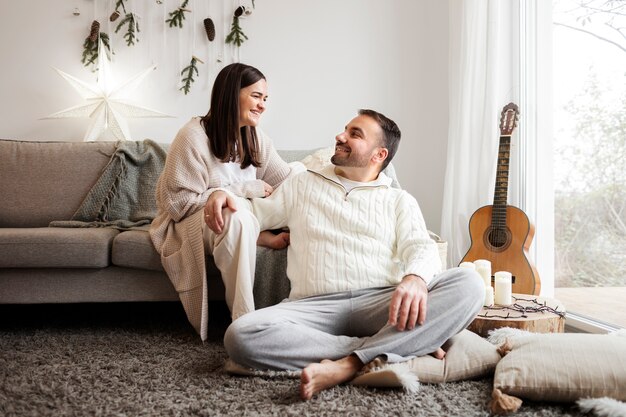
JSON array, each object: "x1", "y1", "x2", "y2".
[{"x1": 477, "y1": 295, "x2": 566, "y2": 319}]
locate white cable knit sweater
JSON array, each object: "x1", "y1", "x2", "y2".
[{"x1": 250, "y1": 165, "x2": 442, "y2": 300}]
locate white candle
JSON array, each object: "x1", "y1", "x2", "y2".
[
  {"x1": 474, "y1": 259, "x2": 491, "y2": 287},
  {"x1": 459, "y1": 262, "x2": 476, "y2": 270},
  {"x1": 473, "y1": 259, "x2": 491, "y2": 270},
  {"x1": 476, "y1": 266, "x2": 491, "y2": 288},
  {"x1": 473, "y1": 259, "x2": 492, "y2": 288},
  {"x1": 494, "y1": 271, "x2": 513, "y2": 305},
  {"x1": 484, "y1": 286, "x2": 494, "y2": 307}
]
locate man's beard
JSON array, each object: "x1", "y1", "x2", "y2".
[{"x1": 331, "y1": 149, "x2": 370, "y2": 168}]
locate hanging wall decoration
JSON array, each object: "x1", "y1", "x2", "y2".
[
  {"x1": 74, "y1": 1, "x2": 259, "y2": 95},
  {"x1": 115, "y1": 12, "x2": 140, "y2": 46},
  {"x1": 46, "y1": 40, "x2": 172, "y2": 141},
  {"x1": 166, "y1": 0, "x2": 190, "y2": 28},
  {"x1": 110, "y1": 0, "x2": 140, "y2": 46},
  {"x1": 82, "y1": 20, "x2": 112, "y2": 68},
  {"x1": 203, "y1": 17, "x2": 216, "y2": 41},
  {"x1": 225, "y1": 6, "x2": 248, "y2": 47},
  {"x1": 109, "y1": 0, "x2": 126, "y2": 21},
  {"x1": 180, "y1": 56, "x2": 203, "y2": 95}
]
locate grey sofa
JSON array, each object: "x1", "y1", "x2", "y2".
[
  {"x1": 0, "y1": 139, "x2": 336, "y2": 308},
  {"x1": 0, "y1": 139, "x2": 179, "y2": 304},
  {"x1": 0, "y1": 139, "x2": 440, "y2": 309}
]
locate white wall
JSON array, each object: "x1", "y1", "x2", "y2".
[{"x1": 0, "y1": 0, "x2": 449, "y2": 233}]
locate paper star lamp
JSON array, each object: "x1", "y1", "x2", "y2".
[{"x1": 44, "y1": 41, "x2": 172, "y2": 141}]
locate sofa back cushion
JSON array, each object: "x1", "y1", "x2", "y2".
[
  {"x1": 0, "y1": 141, "x2": 400, "y2": 229},
  {"x1": 0, "y1": 140, "x2": 117, "y2": 227}
]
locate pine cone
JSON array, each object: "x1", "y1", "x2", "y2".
[
  {"x1": 110, "y1": 10, "x2": 120, "y2": 22},
  {"x1": 203, "y1": 18, "x2": 215, "y2": 41},
  {"x1": 88, "y1": 20, "x2": 100, "y2": 42},
  {"x1": 234, "y1": 6, "x2": 245, "y2": 17}
]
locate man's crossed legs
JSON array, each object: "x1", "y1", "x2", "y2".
[{"x1": 224, "y1": 268, "x2": 484, "y2": 399}]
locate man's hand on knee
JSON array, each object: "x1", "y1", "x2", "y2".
[
  {"x1": 388, "y1": 275, "x2": 428, "y2": 331},
  {"x1": 205, "y1": 191, "x2": 238, "y2": 234}
]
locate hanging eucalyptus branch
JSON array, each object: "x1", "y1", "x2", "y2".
[
  {"x1": 225, "y1": 16, "x2": 248, "y2": 47},
  {"x1": 115, "y1": 13, "x2": 140, "y2": 46},
  {"x1": 166, "y1": 0, "x2": 190, "y2": 28},
  {"x1": 81, "y1": 20, "x2": 112, "y2": 68},
  {"x1": 180, "y1": 56, "x2": 203, "y2": 95}
]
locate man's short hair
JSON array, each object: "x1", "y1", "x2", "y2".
[{"x1": 358, "y1": 109, "x2": 401, "y2": 170}]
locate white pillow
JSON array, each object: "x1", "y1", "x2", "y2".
[{"x1": 299, "y1": 147, "x2": 335, "y2": 171}]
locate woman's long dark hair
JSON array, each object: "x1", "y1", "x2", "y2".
[{"x1": 201, "y1": 63, "x2": 265, "y2": 169}]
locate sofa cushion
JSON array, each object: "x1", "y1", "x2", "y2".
[
  {"x1": 111, "y1": 230, "x2": 164, "y2": 271},
  {"x1": 111, "y1": 230, "x2": 222, "y2": 278},
  {"x1": 0, "y1": 140, "x2": 116, "y2": 228},
  {"x1": 0, "y1": 228, "x2": 118, "y2": 268}
]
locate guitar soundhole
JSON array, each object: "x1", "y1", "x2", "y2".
[{"x1": 484, "y1": 227, "x2": 512, "y2": 252}]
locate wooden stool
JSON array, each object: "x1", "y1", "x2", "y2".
[{"x1": 468, "y1": 294, "x2": 566, "y2": 338}]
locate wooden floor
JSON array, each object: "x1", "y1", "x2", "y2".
[{"x1": 554, "y1": 287, "x2": 626, "y2": 329}]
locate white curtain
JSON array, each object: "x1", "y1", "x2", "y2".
[{"x1": 441, "y1": 0, "x2": 512, "y2": 267}]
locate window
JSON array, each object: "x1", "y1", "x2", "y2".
[
  {"x1": 552, "y1": 0, "x2": 626, "y2": 331},
  {"x1": 521, "y1": 0, "x2": 625, "y2": 332}
]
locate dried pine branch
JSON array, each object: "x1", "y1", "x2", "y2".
[
  {"x1": 166, "y1": 0, "x2": 190, "y2": 28},
  {"x1": 81, "y1": 21, "x2": 112, "y2": 68},
  {"x1": 115, "y1": 13, "x2": 140, "y2": 46},
  {"x1": 225, "y1": 16, "x2": 248, "y2": 47},
  {"x1": 179, "y1": 56, "x2": 203, "y2": 95}
]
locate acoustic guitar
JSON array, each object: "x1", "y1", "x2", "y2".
[{"x1": 460, "y1": 103, "x2": 541, "y2": 295}]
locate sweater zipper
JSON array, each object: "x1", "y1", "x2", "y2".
[{"x1": 308, "y1": 170, "x2": 387, "y2": 200}]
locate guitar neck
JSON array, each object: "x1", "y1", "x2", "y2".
[{"x1": 492, "y1": 135, "x2": 511, "y2": 228}]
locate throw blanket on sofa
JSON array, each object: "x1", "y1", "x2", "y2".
[{"x1": 50, "y1": 139, "x2": 167, "y2": 230}]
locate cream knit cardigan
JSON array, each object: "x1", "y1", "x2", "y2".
[
  {"x1": 150, "y1": 117, "x2": 291, "y2": 341},
  {"x1": 249, "y1": 165, "x2": 443, "y2": 300}
]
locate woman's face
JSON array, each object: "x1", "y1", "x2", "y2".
[{"x1": 238, "y1": 78, "x2": 268, "y2": 128}]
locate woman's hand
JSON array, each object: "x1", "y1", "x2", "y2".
[
  {"x1": 257, "y1": 231, "x2": 290, "y2": 249},
  {"x1": 262, "y1": 181, "x2": 274, "y2": 197},
  {"x1": 204, "y1": 191, "x2": 237, "y2": 234}
]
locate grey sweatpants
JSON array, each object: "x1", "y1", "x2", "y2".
[{"x1": 224, "y1": 267, "x2": 484, "y2": 371}]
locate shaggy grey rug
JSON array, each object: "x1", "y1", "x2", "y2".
[{"x1": 0, "y1": 303, "x2": 587, "y2": 416}]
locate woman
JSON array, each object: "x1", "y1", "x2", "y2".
[{"x1": 150, "y1": 63, "x2": 301, "y2": 341}]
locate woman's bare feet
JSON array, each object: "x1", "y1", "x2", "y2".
[{"x1": 300, "y1": 356, "x2": 363, "y2": 400}]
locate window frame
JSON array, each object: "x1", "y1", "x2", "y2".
[{"x1": 516, "y1": 0, "x2": 618, "y2": 333}]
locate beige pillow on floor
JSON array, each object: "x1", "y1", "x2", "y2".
[
  {"x1": 351, "y1": 329, "x2": 501, "y2": 389},
  {"x1": 493, "y1": 331, "x2": 626, "y2": 402},
  {"x1": 407, "y1": 329, "x2": 501, "y2": 383}
]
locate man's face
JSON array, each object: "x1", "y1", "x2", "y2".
[{"x1": 331, "y1": 115, "x2": 384, "y2": 168}]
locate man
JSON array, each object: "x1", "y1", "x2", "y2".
[{"x1": 206, "y1": 109, "x2": 484, "y2": 400}]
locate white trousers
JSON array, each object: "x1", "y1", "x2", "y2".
[{"x1": 202, "y1": 197, "x2": 260, "y2": 320}]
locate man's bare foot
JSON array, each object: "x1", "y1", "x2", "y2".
[
  {"x1": 430, "y1": 347, "x2": 446, "y2": 360},
  {"x1": 300, "y1": 356, "x2": 363, "y2": 400}
]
